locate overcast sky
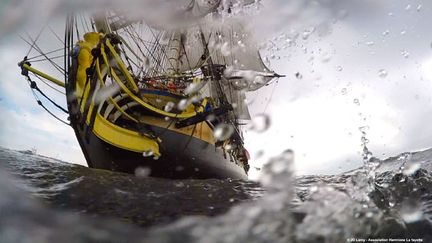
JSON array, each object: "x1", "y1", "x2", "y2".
[{"x1": 1, "y1": 0, "x2": 432, "y2": 179}]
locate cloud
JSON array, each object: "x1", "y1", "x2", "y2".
[
  {"x1": 245, "y1": 0, "x2": 432, "y2": 176},
  {"x1": 0, "y1": 104, "x2": 85, "y2": 165}
]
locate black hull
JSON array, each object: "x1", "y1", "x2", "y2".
[{"x1": 71, "y1": 122, "x2": 247, "y2": 179}]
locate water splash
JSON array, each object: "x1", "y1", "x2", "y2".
[
  {"x1": 93, "y1": 83, "x2": 120, "y2": 105},
  {"x1": 403, "y1": 162, "x2": 421, "y2": 176}
]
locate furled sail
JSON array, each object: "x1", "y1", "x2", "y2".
[{"x1": 162, "y1": 19, "x2": 276, "y2": 90}]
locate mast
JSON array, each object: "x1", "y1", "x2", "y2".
[
  {"x1": 166, "y1": 32, "x2": 183, "y2": 75},
  {"x1": 88, "y1": 4, "x2": 281, "y2": 121},
  {"x1": 199, "y1": 29, "x2": 229, "y2": 106}
]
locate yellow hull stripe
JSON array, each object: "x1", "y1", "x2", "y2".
[{"x1": 92, "y1": 113, "x2": 161, "y2": 156}]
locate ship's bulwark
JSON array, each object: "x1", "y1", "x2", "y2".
[{"x1": 74, "y1": 121, "x2": 248, "y2": 180}]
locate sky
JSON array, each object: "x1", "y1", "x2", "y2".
[{"x1": 0, "y1": 0, "x2": 432, "y2": 180}]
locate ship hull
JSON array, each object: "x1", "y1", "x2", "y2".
[{"x1": 70, "y1": 120, "x2": 247, "y2": 179}]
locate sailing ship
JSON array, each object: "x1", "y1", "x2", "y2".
[{"x1": 18, "y1": 1, "x2": 281, "y2": 179}]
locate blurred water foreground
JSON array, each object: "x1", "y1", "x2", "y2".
[{"x1": 1, "y1": 146, "x2": 432, "y2": 243}]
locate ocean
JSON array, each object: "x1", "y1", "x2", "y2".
[{"x1": 1, "y1": 147, "x2": 431, "y2": 242}]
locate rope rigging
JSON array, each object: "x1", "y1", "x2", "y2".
[{"x1": 19, "y1": 58, "x2": 70, "y2": 125}]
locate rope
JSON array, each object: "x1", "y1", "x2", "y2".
[
  {"x1": 263, "y1": 78, "x2": 279, "y2": 113},
  {"x1": 29, "y1": 86, "x2": 70, "y2": 126},
  {"x1": 32, "y1": 73, "x2": 65, "y2": 95},
  {"x1": 20, "y1": 61, "x2": 69, "y2": 116},
  {"x1": 25, "y1": 74, "x2": 69, "y2": 114},
  {"x1": 182, "y1": 124, "x2": 197, "y2": 152}
]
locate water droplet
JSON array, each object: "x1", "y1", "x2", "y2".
[
  {"x1": 184, "y1": 83, "x2": 200, "y2": 95},
  {"x1": 206, "y1": 114, "x2": 216, "y2": 122},
  {"x1": 389, "y1": 201, "x2": 395, "y2": 207},
  {"x1": 321, "y1": 52, "x2": 332, "y2": 63},
  {"x1": 224, "y1": 143, "x2": 236, "y2": 152},
  {"x1": 237, "y1": 40, "x2": 244, "y2": 47},
  {"x1": 400, "y1": 30, "x2": 406, "y2": 35},
  {"x1": 213, "y1": 124, "x2": 234, "y2": 141},
  {"x1": 177, "y1": 99, "x2": 189, "y2": 110},
  {"x1": 382, "y1": 30, "x2": 390, "y2": 36},
  {"x1": 405, "y1": 4, "x2": 411, "y2": 11},
  {"x1": 302, "y1": 27, "x2": 314, "y2": 40},
  {"x1": 341, "y1": 88, "x2": 347, "y2": 95},
  {"x1": 134, "y1": 167, "x2": 151, "y2": 178},
  {"x1": 247, "y1": 114, "x2": 271, "y2": 133},
  {"x1": 93, "y1": 83, "x2": 120, "y2": 105},
  {"x1": 254, "y1": 150, "x2": 264, "y2": 159},
  {"x1": 365, "y1": 41, "x2": 374, "y2": 46},
  {"x1": 353, "y1": 99, "x2": 360, "y2": 105},
  {"x1": 378, "y1": 69, "x2": 388, "y2": 78},
  {"x1": 309, "y1": 186, "x2": 318, "y2": 192},
  {"x1": 174, "y1": 181, "x2": 185, "y2": 188},
  {"x1": 142, "y1": 150, "x2": 154, "y2": 157},
  {"x1": 417, "y1": 4, "x2": 422, "y2": 11},
  {"x1": 164, "y1": 102, "x2": 175, "y2": 112},
  {"x1": 336, "y1": 66, "x2": 343, "y2": 71},
  {"x1": 401, "y1": 50, "x2": 410, "y2": 58}
]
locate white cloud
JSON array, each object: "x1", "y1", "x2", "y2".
[
  {"x1": 0, "y1": 105, "x2": 85, "y2": 165},
  {"x1": 245, "y1": 0, "x2": 432, "y2": 178}
]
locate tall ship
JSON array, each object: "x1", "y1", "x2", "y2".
[{"x1": 18, "y1": 1, "x2": 281, "y2": 179}]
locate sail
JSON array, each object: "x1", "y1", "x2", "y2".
[
  {"x1": 158, "y1": 19, "x2": 275, "y2": 121},
  {"x1": 162, "y1": 19, "x2": 276, "y2": 91}
]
